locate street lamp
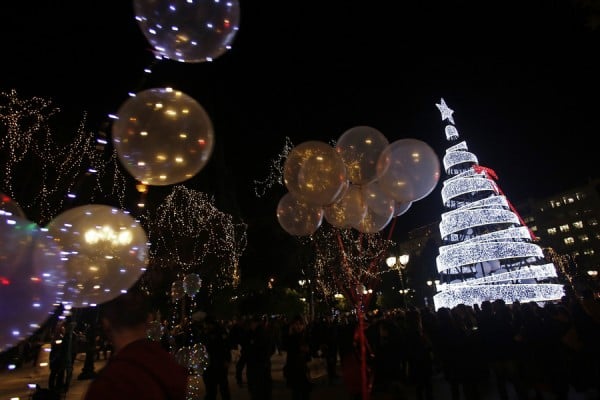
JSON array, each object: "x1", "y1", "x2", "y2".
[{"x1": 386, "y1": 253, "x2": 410, "y2": 308}]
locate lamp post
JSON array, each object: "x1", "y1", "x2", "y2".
[{"x1": 386, "y1": 253, "x2": 410, "y2": 309}]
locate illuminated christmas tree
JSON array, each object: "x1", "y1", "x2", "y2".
[{"x1": 432, "y1": 98, "x2": 564, "y2": 310}]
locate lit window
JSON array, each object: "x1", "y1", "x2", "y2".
[
  {"x1": 579, "y1": 235, "x2": 589, "y2": 242},
  {"x1": 547, "y1": 227, "x2": 557, "y2": 235},
  {"x1": 583, "y1": 248, "x2": 595, "y2": 256},
  {"x1": 572, "y1": 221, "x2": 583, "y2": 229},
  {"x1": 563, "y1": 196, "x2": 575, "y2": 204},
  {"x1": 589, "y1": 219, "x2": 598, "y2": 227},
  {"x1": 564, "y1": 237, "x2": 575, "y2": 245},
  {"x1": 559, "y1": 224, "x2": 570, "y2": 233}
]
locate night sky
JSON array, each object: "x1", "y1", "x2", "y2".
[{"x1": 1, "y1": 1, "x2": 599, "y2": 278}]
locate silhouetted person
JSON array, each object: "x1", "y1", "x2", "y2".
[
  {"x1": 48, "y1": 318, "x2": 77, "y2": 395},
  {"x1": 283, "y1": 315, "x2": 312, "y2": 400},
  {"x1": 404, "y1": 309, "x2": 434, "y2": 400},
  {"x1": 200, "y1": 315, "x2": 232, "y2": 400},
  {"x1": 229, "y1": 317, "x2": 249, "y2": 386},
  {"x1": 245, "y1": 316, "x2": 274, "y2": 400}
]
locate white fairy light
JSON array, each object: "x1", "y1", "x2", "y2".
[
  {"x1": 434, "y1": 283, "x2": 565, "y2": 309},
  {"x1": 432, "y1": 98, "x2": 563, "y2": 310}
]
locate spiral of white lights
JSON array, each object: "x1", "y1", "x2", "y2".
[
  {"x1": 432, "y1": 98, "x2": 564, "y2": 310},
  {"x1": 443, "y1": 142, "x2": 479, "y2": 171},
  {"x1": 434, "y1": 284, "x2": 565, "y2": 309}
]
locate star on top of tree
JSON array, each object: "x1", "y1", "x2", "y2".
[{"x1": 436, "y1": 98, "x2": 455, "y2": 124}]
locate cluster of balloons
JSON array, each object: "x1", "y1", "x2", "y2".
[
  {"x1": 0, "y1": 196, "x2": 150, "y2": 352},
  {"x1": 277, "y1": 126, "x2": 441, "y2": 236}
]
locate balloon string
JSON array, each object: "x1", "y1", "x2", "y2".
[{"x1": 335, "y1": 229, "x2": 374, "y2": 400}]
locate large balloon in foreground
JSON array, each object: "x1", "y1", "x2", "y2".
[
  {"x1": 335, "y1": 126, "x2": 389, "y2": 185},
  {"x1": 112, "y1": 88, "x2": 214, "y2": 186},
  {"x1": 45, "y1": 204, "x2": 149, "y2": 307},
  {"x1": 134, "y1": 0, "x2": 241, "y2": 63},
  {"x1": 376, "y1": 139, "x2": 441, "y2": 203},
  {"x1": 283, "y1": 141, "x2": 348, "y2": 206},
  {"x1": 277, "y1": 192, "x2": 324, "y2": 236},
  {"x1": 0, "y1": 192, "x2": 26, "y2": 218},
  {"x1": 0, "y1": 215, "x2": 66, "y2": 352}
]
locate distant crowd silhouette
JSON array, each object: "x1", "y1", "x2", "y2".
[
  {"x1": 199, "y1": 289, "x2": 600, "y2": 400},
  {"x1": 7, "y1": 288, "x2": 600, "y2": 400}
]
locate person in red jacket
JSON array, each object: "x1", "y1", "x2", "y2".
[{"x1": 83, "y1": 289, "x2": 188, "y2": 400}]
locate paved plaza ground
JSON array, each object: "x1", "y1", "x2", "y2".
[{"x1": 1, "y1": 349, "x2": 596, "y2": 400}]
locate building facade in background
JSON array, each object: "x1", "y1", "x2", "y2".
[{"x1": 516, "y1": 178, "x2": 600, "y2": 294}]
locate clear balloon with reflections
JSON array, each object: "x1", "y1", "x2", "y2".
[
  {"x1": 277, "y1": 192, "x2": 324, "y2": 236},
  {"x1": 352, "y1": 205, "x2": 394, "y2": 234},
  {"x1": 133, "y1": 0, "x2": 241, "y2": 63},
  {"x1": 335, "y1": 126, "x2": 389, "y2": 185},
  {"x1": 112, "y1": 88, "x2": 214, "y2": 186},
  {"x1": 283, "y1": 141, "x2": 348, "y2": 206},
  {"x1": 0, "y1": 192, "x2": 26, "y2": 218},
  {"x1": 324, "y1": 184, "x2": 366, "y2": 229},
  {"x1": 362, "y1": 180, "x2": 395, "y2": 218},
  {"x1": 376, "y1": 138, "x2": 441, "y2": 203},
  {"x1": 183, "y1": 273, "x2": 202, "y2": 297},
  {"x1": 175, "y1": 343, "x2": 209, "y2": 372},
  {"x1": 393, "y1": 201, "x2": 412, "y2": 217},
  {"x1": 1, "y1": 215, "x2": 66, "y2": 352},
  {"x1": 45, "y1": 204, "x2": 149, "y2": 308}
]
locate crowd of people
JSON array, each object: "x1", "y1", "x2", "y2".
[
  {"x1": 11, "y1": 287, "x2": 600, "y2": 400},
  {"x1": 185, "y1": 289, "x2": 600, "y2": 400}
]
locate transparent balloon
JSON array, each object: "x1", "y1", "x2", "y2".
[
  {"x1": 112, "y1": 88, "x2": 214, "y2": 186},
  {"x1": 324, "y1": 184, "x2": 367, "y2": 229},
  {"x1": 283, "y1": 141, "x2": 347, "y2": 206},
  {"x1": 393, "y1": 201, "x2": 412, "y2": 217},
  {"x1": 133, "y1": 0, "x2": 241, "y2": 63},
  {"x1": 376, "y1": 139, "x2": 441, "y2": 203},
  {"x1": 335, "y1": 126, "x2": 389, "y2": 185},
  {"x1": 362, "y1": 180, "x2": 395, "y2": 218},
  {"x1": 276, "y1": 192, "x2": 324, "y2": 236},
  {"x1": 0, "y1": 215, "x2": 66, "y2": 352},
  {"x1": 45, "y1": 204, "x2": 149, "y2": 307},
  {"x1": 183, "y1": 273, "x2": 202, "y2": 297},
  {"x1": 188, "y1": 342, "x2": 209, "y2": 373},
  {"x1": 352, "y1": 205, "x2": 394, "y2": 234},
  {"x1": 175, "y1": 343, "x2": 209, "y2": 372},
  {"x1": 0, "y1": 192, "x2": 26, "y2": 218}
]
